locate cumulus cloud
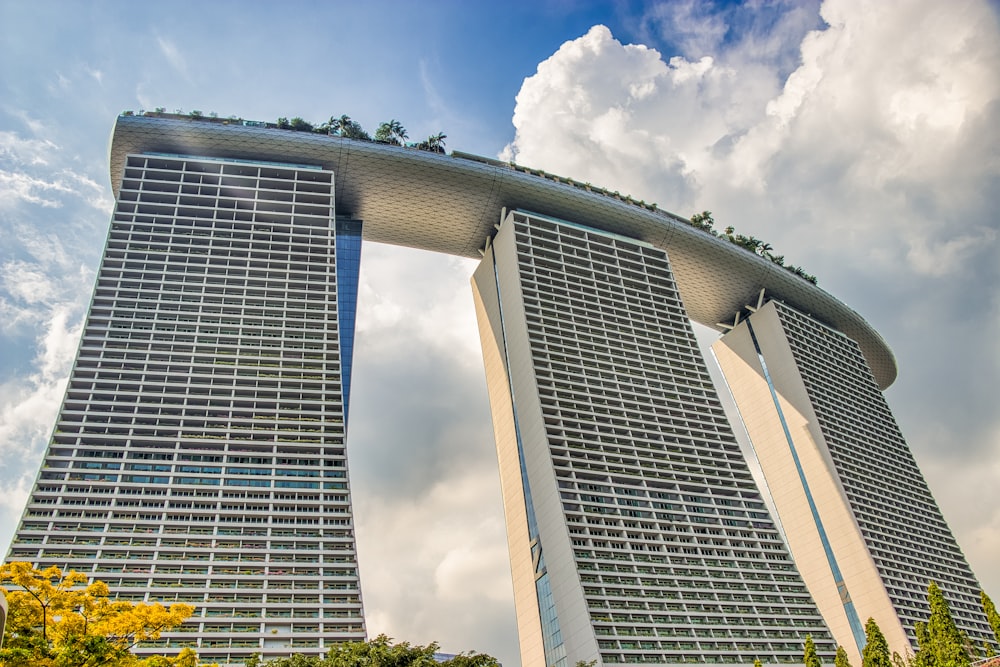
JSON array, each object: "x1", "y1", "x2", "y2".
[
  {"x1": 642, "y1": 0, "x2": 730, "y2": 57},
  {"x1": 0, "y1": 300, "x2": 82, "y2": 530},
  {"x1": 355, "y1": 467, "x2": 513, "y2": 645},
  {"x1": 0, "y1": 358, "x2": 71, "y2": 460},
  {"x1": 0, "y1": 250, "x2": 88, "y2": 463},
  {"x1": 348, "y1": 242, "x2": 518, "y2": 659},
  {"x1": 503, "y1": 0, "x2": 1000, "y2": 597}
]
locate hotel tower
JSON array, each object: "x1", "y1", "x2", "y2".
[
  {"x1": 712, "y1": 299, "x2": 991, "y2": 665},
  {"x1": 4, "y1": 113, "x2": 991, "y2": 666}
]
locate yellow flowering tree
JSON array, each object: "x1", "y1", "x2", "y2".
[{"x1": 0, "y1": 562, "x2": 197, "y2": 667}]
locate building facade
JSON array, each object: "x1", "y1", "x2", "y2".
[
  {"x1": 712, "y1": 299, "x2": 992, "y2": 664},
  {"x1": 472, "y1": 211, "x2": 836, "y2": 666},
  {"x1": 3, "y1": 114, "x2": 991, "y2": 666},
  {"x1": 6, "y1": 152, "x2": 366, "y2": 664}
]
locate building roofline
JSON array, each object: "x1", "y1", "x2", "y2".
[{"x1": 109, "y1": 114, "x2": 897, "y2": 388}]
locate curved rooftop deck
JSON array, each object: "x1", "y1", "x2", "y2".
[{"x1": 109, "y1": 114, "x2": 896, "y2": 388}]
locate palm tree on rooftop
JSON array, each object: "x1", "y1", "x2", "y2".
[
  {"x1": 334, "y1": 115, "x2": 353, "y2": 136},
  {"x1": 389, "y1": 119, "x2": 408, "y2": 145},
  {"x1": 420, "y1": 132, "x2": 447, "y2": 153}
]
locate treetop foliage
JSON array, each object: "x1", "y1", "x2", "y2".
[
  {"x1": 836, "y1": 645, "x2": 853, "y2": 667},
  {"x1": 274, "y1": 113, "x2": 445, "y2": 154},
  {"x1": 926, "y1": 582, "x2": 970, "y2": 667},
  {"x1": 808, "y1": 584, "x2": 1000, "y2": 667},
  {"x1": 862, "y1": 618, "x2": 893, "y2": 667},
  {"x1": 804, "y1": 635, "x2": 822, "y2": 667},
  {"x1": 1, "y1": 562, "x2": 196, "y2": 667},
  {"x1": 688, "y1": 210, "x2": 818, "y2": 285},
  {"x1": 981, "y1": 591, "x2": 1000, "y2": 647},
  {"x1": 1, "y1": 563, "x2": 503, "y2": 667},
  {"x1": 245, "y1": 634, "x2": 500, "y2": 667}
]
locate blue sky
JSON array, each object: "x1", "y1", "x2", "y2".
[{"x1": 1, "y1": 2, "x2": 999, "y2": 666}]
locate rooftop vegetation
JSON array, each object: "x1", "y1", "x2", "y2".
[
  {"x1": 690, "y1": 211, "x2": 817, "y2": 284},
  {"x1": 121, "y1": 108, "x2": 817, "y2": 284},
  {"x1": 124, "y1": 108, "x2": 447, "y2": 153}
]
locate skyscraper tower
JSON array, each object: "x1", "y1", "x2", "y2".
[
  {"x1": 472, "y1": 211, "x2": 836, "y2": 667},
  {"x1": 712, "y1": 299, "x2": 991, "y2": 664},
  {"x1": 6, "y1": 152, "x2": 365, "y2": 664}
]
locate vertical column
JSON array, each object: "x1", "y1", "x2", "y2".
[
  {"x1": 474, "y1": 210, "x2": 836, "y2": 667},
  {"x1": 713, "y1": 300, "x2": 991, "y2": 664}
]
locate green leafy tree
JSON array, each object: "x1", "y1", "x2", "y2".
[
  {"x1": 687, "y1": 211, "x2": 817, "y2": 283},
  {"x1": 342, "y1": 121, "x2": 371, "y2": 140},
  {"x1": 0, "y1": 562, "x2": 196, "y2": 667},
  {"x1": 914, "y1": 621, "x2": 934, "y2": 667},
  {"x1": 804, "y1": 635, "x2": 822, "y2": 667},
  {"x1": 927, "y1": 582, "x2": 970, "y2": 667},
  {"x1": 251, "y1": 634, "x2": 499, "y2": 667},
  {"x1": 863, "y1": 618, "x2": 892, "y2": 667},
  {"x1": 689, "y1": 211, "x2": 715, "y2": 232},
  {"x1": 374, "y1": 119, "x2": 407, "y2": 145},
  {"x1": 335, "y1": 115, "x2": 354, "y2": 135},
  {"x1": 288, "y1": 117, "x2": 314, "y2": 132},
  {"x1": 253, "y1": 654, "x2": 322, "y2": 667},
  {"x1": 325, "y1": 115, "x2": 371, "y2": 140},
  {"x1": 983, "y1": 591, "x2": 1000, "y2": 646},
  {"x1": 444, "y1": 654, "x2": 502, "y2": 667},
  {"x1": 417, "y1": 132, "x2": 447, "y2": 153},
  {"x1": 836, "y1": 645, "x2": 853, "y2": 667},
  {"x1": 326, "y1": 633, "x2": 437, "y2": 665}
]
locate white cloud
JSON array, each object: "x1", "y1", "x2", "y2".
[
  {"x1": 156, "y1": 36, "x2": 188, "y2": 77},
  {"x1": 906, "y1": 226, "x2": 998, "y2": 278},
  {"x1": 0, "y1": 125, "x2": 112, "y2": 213},
  {"x1": 345, "y1": 241, "x2": 518, "y2": 658},
  {"x1": 502, "y1": 0, "x2": 1000, "y2": 599},
  {"x1": 84, "y1": 65, "x2": 104, "y2": 86},
  {"x1": 0, "y1": 171, "x2": 71, "y2": 208},
  {"x1": 54, "y1": 71, "x2": 71, "y2": 91},
  {"x1": 0, "y1": 371, "x2": 68, "y2": 459},
  {"x1": 2, "y1": 259, "x2": 60, "y2": 303},
  {"x1": 0, "y1": 308, "x2": 79, "y2": 450},
  {"x1": 0, "y1": 129, "x2": 58, "y2": 165},
  {"x1": 0, "y1": 473, "x2": 34, "y2": 538},
  {"x1": 37, "y1": 305, "x2": 84, "y2": 379},
  {"x1": 505, "y1": 3, "x2": 1000, "y2": 278},
  {"x1": 358, "y1": 243, "x2": 484, "y2": 366},
  {"x1": 643, "y1": 0, "x2": 729, "y2": 58},
  {"x1": 419, "y1": 58, "x2": 447, "y2": 119},
  {"x1": 354, "y1": 463, "x2": 514, "y2": 656},
  {"x1": 0, "y1": 294, "x2": 84, "y2": 531}
]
